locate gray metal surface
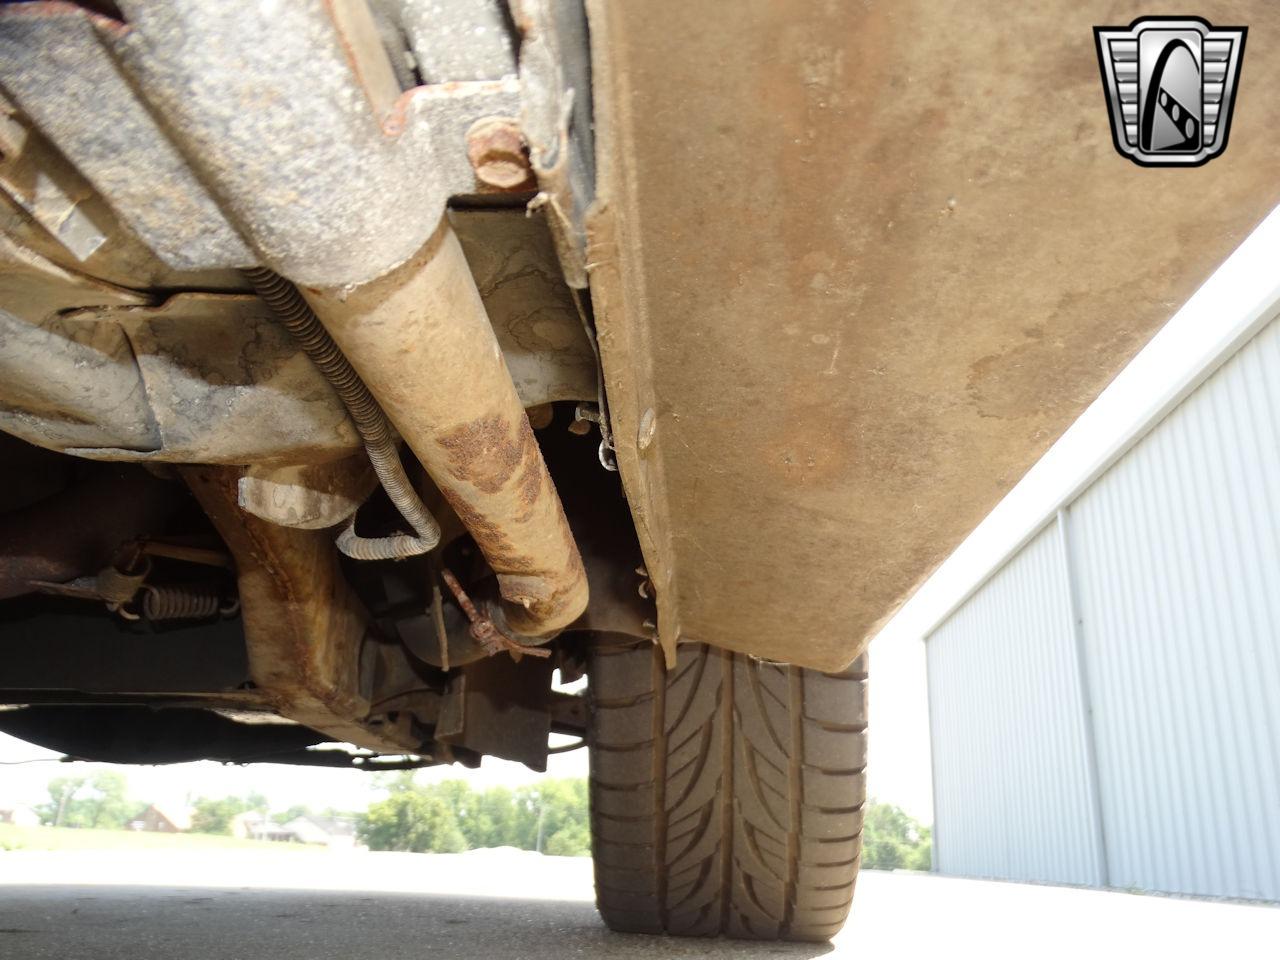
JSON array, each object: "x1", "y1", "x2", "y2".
[
  {"x1": 380, "y1": 0, "x2": 517, "y2": 82},
  {"x1": 927, "y1": 314, "x2": 1280, "y2": 901},
  {"x1": 927, "y1": 525, "x2": 1104, "y2": 887},
  {"x1": 0, "y1": 102, "x2": 107, "y2": 263},
  {"x1": 0, "y1": 2, "x2": 530, "y2": 286},
  {"x1": 0, "y1": 237, "x2": 155, "y2": 451},
  {"x1": 0, "y1": 4, "x2": 252, "y2": 270},
  {"x1": 108, "y1": 0, "x2": 444, "y2": 286},
  {"x1": 0, "y1": 93, "x2": 248, "y2": 293},
  {"x1": 515, "y1": 0, "x2": 594, "y2": 287},
  {"x1": 1066, "y1": 315, "x2": 1280, "y2": 901}
]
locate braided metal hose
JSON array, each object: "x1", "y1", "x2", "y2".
[
  {"x1": 334, "y1": 521, "x2": 436, "y2": 561},
  {"x1": 243, "y1": 267, "x2": 441, "y2": 559}
]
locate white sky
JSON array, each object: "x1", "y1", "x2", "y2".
[
  {"x1": 0, "y1": 730, "x2": 591, "y2": 816},
  {"x1": 2, "y1": 207, "x2": 1274, "y2": 829}
]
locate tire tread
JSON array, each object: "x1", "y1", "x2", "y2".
[{"x1": 588, "y1": 642, "x2": 867, "y2": 943}]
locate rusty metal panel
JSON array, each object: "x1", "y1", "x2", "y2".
[
  {"x1": 585, "y1": 0, "x2": 1280, "y2": 670},
  {"x1": 182, "y1": 465, "x2": 421, "y2": 755}
]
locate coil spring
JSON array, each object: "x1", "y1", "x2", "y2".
[{"x1": 140, "y1": 584, "x2": 235, "y2": 622}]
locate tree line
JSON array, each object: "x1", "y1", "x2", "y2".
[
  {"x1": 35, "y1": 774, "x2": 335, "y2": 834},
  {"x1": 358, "y1": 773, "x2": 591, "y2": 856},
  {"x1": 32, "y1": 773, "x2": 930, "y2": 870},
  {"x1": 30, "y1": 770, "x2": 591, "y2": 857},
  {"x1": 355, "y1": 777, "x2": 931, "y2": 869},
  {"x1": 40, "y1": 773, "x2": 138, "y2": 830}
]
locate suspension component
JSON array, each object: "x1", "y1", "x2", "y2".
[{"x1": 138, "y1": 583, "x2": 233, "y2": 622}]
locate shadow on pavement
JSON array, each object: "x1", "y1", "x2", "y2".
[{"x1": 0, "y1": 885, "x2": 834, "y2": 960}]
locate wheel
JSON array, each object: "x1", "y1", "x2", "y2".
[{"x1": 587, "y1": 640, "x2": 868, "y2": 942}]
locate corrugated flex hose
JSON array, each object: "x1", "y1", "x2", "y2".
[{"x1": 244, "y1": 267, "x2": 441, "y2": 560}]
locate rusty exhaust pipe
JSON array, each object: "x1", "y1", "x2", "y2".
[{"x1": 301, "y1": 222, "x2": 588, "y2": 639}]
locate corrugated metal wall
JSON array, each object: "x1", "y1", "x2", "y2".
[
  {"x1": 928, "y1": 525, "x2": 1104, "y2": 885},
  {"x1": 926, "y1": 315, "x2": 1280, "y2": 900}
]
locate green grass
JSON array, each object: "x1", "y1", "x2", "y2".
[{"x1": 0, "y1": 823, "x2": 319, "y2": 853}]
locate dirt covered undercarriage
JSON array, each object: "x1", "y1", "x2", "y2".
[
  {"x1": 2, "y1": 0, "x2": 1277, "y2": 944},
  {"x1": 0, "y1": 0, "x2": 631, "y2": 774}
]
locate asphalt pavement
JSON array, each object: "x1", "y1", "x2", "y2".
[{"x1": 0, "y1": 849, "x2": 1276, "y2": 959}]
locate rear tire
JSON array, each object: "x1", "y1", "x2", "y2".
[{"x1": 587, "y1": 641, "x2": 867, "y2": 942}]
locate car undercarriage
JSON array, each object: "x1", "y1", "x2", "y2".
[{"x1": 2, "y1": 0, "x2": 1277, "y2": 943}]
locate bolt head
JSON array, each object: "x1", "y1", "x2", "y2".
[{"x1": 466, "y1": 117, "x2": 535, "y2": 191}]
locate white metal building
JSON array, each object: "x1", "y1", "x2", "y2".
[{"x1": 915, "y1": 208, "x2": 1280, "y2": 901}]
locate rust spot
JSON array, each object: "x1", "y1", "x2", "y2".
[
  {"x1": 437, "y1": 485, "x2": 538, "y2": 575},
  {"x1": 379, "y1": 86, "x2": 430, "y2": 138},
  {"x1": 429, "y1": 410, "x2": 585, "y2": 633},
  {"x1": 513, "y1": 437, "x2": 546, "y2": 519},
  {"x1": 437, "y1": 413, "x2": 531, "y2": 495}
]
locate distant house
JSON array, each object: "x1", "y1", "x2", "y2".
[
  {"x1": 283, "y1": 815, "x2": 357, "y2": 849},
  {"x1": 0, "y1": 804, "x2": 40, "y2": 828},
  {"x1": 227, "y1": 810, "x2": 357, "y2": 846},
  {"x1": 230, "y1": 811, "x2": 294, "y2": 843},
  {"x1": 134, "y1": 804, "x2": 192, "y2": 833}
]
